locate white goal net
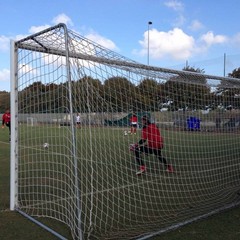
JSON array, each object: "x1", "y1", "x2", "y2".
[{"x1": 10, "y1": 23, "x2": 240, "y2": 240}]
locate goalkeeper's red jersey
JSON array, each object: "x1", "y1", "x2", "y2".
[
  {"x1": 141, "y1": 123, "x2": 163, "y2": 149},
  {"x1": 2, "y1": 112, "x2": 11, "y2": 124}
]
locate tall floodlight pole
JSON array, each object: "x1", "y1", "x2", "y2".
[
  {"x1": 223, "y1": 53, "x2": 226, "y2": 77},
  {"x1": 147, "y1": 21, "x2": 152, "y2": 65}
]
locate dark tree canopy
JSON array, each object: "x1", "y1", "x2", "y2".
[{"x1": 1, "y1": 65, "x2": 240, "y2": 113}]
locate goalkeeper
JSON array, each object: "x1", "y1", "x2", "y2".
[
  {"x1": 2, "y1": 109, "x2": 11, "y2": 141},
  {"x1": 132, "y1": 115, "x2": 173, "y2": 175}
]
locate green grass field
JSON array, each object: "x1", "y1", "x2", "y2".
[{"x1": 1, "y1": 125, "x2": 240, "y2": 239}]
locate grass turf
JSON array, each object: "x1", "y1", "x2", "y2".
[{"x1": 0, "y1": 124, "x2": 240, "y2": 239}]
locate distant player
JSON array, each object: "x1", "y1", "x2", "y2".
[
  {"x1": 76, "y1": 113, "x2": 81, "y2": 128},
  {"x1": 132, "y1": 115, "x2": 173, "y2": 175},
  {"x1": 2, "y1": 109, "x2": 11, "y2": 141},
  {"x1": 129, "y1": 113, "x2": 138, "y2": 135}
]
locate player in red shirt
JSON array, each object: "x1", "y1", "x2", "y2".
[
  {"x1": 133, "y1": 115, "x2": 173, "y2": 175},
  {"x1": 2, "y1": 109, "x2": 11, "y2": 141},
  {"x1": 129, "y1": 113, "x2": 138, "y2": 134}
]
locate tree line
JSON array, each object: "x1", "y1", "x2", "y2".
[
  {"x1": 0, "y1": 91, "x2": 10, "y2": 113},
  {"x1": 1, "y1": 67, "x2": 240, "y2": 114}
]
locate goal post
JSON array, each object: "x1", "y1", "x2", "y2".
[
  {"x1": 10, "y1": 39, "x2": 17, "y2": 212},
  {"x1": 10, "y1": 24, "x2": 83, "y2": 240},
  {"x1": 10, "y1": 23, "x2": 240, "y2": 239}
]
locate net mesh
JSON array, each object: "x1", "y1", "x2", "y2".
[{"x1": 12, "y1": 23, "x2": 240, "y2": 239}]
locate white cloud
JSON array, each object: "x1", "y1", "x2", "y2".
[
  {"x1": 164, "y1": 1, "x2": 185, "y2": 27},
  {"x1": 85, "y1": 32, "x2": 118, "y2": 51},
  {"x1": 189, "y1": 20, "x2": 204, "y2": 31},
  {"x1": 138, "y1": 28, "x2": 195, "y2": 60},
  {"x1": 200, "y1": 31, "x2": 228, "y2": 46},
  {"x1": 164, "y1": 0, "x2": 184, "y2": 12},
  {"x1": 136, "y1": 28, "x2": 231, "y2": 61},
  {"x1": 52, "y1": 13, "x2": 73, "y2": 26}
]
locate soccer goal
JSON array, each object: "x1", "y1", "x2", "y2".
[{"x1": 10, "y1": 23, "x2": 240, "y2": 240}]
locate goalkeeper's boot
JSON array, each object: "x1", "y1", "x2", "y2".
[
  {"x1": 166, "y1": 164, "x2": 174, "y2": 173},
  {"x1": 136, "y1": 165, "x2": 146, "y2": 175}
]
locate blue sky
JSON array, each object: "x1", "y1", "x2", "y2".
[{"x1": 1, "y1": 0, "x2": 240, "y2": 91}]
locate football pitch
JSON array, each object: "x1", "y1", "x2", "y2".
[{"x1": 1, "y1": 125, "x2": 240, "y2": 239}]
